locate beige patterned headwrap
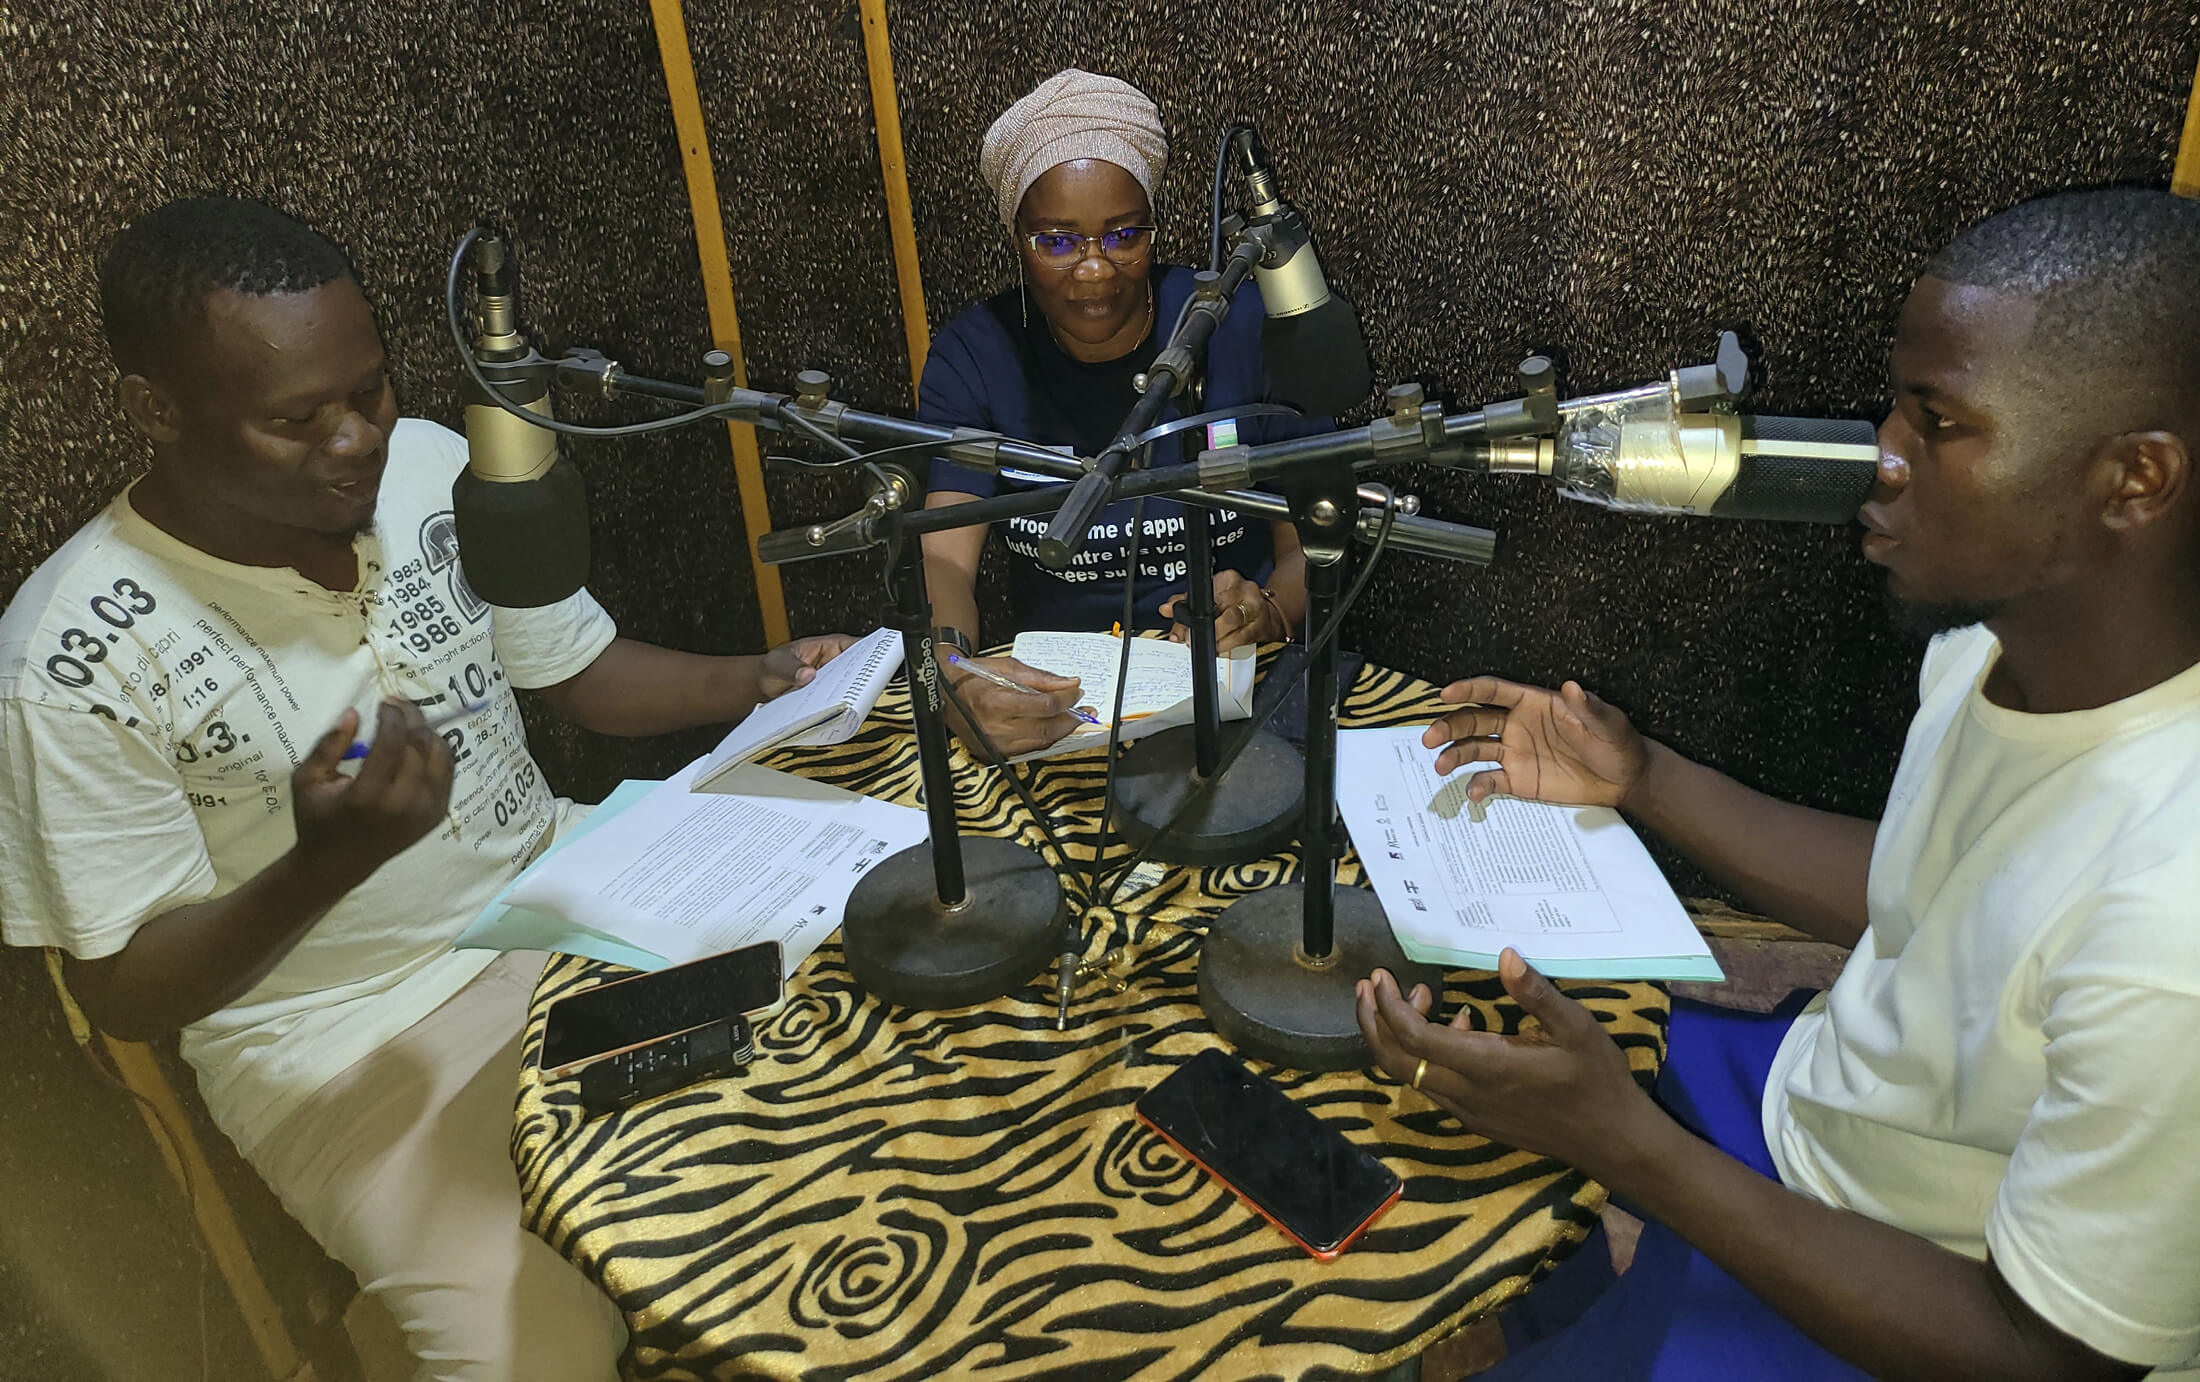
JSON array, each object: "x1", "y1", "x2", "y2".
[{"x1": 979, "y1": 70, "x2": 1168, "y2": 232}]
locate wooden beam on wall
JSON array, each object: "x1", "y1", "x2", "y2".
[
  {"x1": 858, "y1": 0, "x2": 931, "y2": 399},
  {"x1": 2176, "y1": 50, "x2": 2200, "y2": 197},
  {"x1": 647, "y1": 0, "x2": 791, "y2": 645}
]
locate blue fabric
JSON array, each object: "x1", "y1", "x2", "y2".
[
  {"x1": 917, "y1": 265, "x2": 1326, "y2": 635},
  {"x1": 1480, "y1": 996, "x2": 1872, "y2": 1382}
]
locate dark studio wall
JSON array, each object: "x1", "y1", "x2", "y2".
[
  {"x1": 874, "y1": 0, "x2": 2199, "y2": 835},
  {"x1": 1, "y1": 0, "x2": 2195, "y2": 1374}
]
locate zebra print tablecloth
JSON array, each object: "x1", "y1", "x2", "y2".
[{"x1": 514, "y1": 658, "x2": 1669, "y2": 1381}]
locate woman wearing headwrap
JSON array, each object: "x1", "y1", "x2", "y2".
[{"x1": 919, "y1": 70, "x2": 1322, "y2": 757}]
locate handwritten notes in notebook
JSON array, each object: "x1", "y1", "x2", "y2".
[{"x1": 1005, "y1": 631, "x2": 1255, "y2": 761}]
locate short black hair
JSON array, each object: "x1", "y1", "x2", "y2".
[
  {"x1": 98, "y1": 196, "x2": 354, "y2": 378},
  {"x1": 1924, "y1": 187, "x2": 2200, "y2": 433}
]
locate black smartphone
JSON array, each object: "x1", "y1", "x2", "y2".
[
  {"x1": 1134, "y1": 1049, "x2": 1403, "y2": 1260},
  {"x1": 539, "y1": 941, "x2": 784, "y2": 1075}
]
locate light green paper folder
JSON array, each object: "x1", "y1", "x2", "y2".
[
  {"x1": 453, "y1": 779, "x2": 670, "y2": 971},
  {"x1": 1395, "y1": 936, "x2": 1726, "y2": 983}
]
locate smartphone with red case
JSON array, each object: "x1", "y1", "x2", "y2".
[{"x1": 1134, "y1": 1048, "x2": 1403, "y2": 1261}]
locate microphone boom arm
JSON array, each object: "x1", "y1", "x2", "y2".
[{"x1": 1033, "y1": 233, "x2": 1269, "y2": 571}]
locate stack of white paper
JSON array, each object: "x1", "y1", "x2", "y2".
[
  {"x1": 488, "y1": 762, "x2": 928, "y2": 971},
  {"x1": 1335, "y1": 727, "x2": 1723, "y2": 981}
]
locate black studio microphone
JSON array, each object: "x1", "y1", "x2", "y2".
[
  {"x1": 452, "y1": 232, "x2": 592, "y2": 607},
  {"x1": 1236, "y1": 129, "x2": 1373, "y2": 416}
]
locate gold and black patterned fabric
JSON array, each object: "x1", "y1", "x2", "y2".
[{"x1": 514, "y1": 659, "x2": 1669, "y2": 1381}]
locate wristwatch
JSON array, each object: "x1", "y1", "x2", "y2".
[{"x1": 934, "y1": 626, "x2": 974, "y2": 659}]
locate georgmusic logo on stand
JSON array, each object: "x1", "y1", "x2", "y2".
[{"x1": 420, "y1": 512, "x2": 489, "y2": 623}]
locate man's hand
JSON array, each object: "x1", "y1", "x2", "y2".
[
  {"x1": 759, "y1": 633, "x2": 859, "y2": 701},
  {"x1": 1356, "y1": 950, "x2": 1657, "y2": 1175},
  {"x1": 292, "y1": 701, "x2": 456, "y2": 889},
  {"x1": 1422, "y1": 676, "x2": 1652, "y2": 807},
  {"x1": 1160, "y1": 570, "x2": 1288, "y2": 653},
  {"x1": 943, "y1": 656, "x2": 1087, "y2": 758}
]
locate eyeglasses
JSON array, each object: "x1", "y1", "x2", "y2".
[{"x1": 1022, "y1": 225, "x2": 1156, "y2": 269}]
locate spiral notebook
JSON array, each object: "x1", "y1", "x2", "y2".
[{"x1": 692, "y1": 628, "x2": 903, "y2": 792}]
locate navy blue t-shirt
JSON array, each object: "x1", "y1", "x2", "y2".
[{"x1": 919, "y1": 264, "x2": 1327, "y2": 634}]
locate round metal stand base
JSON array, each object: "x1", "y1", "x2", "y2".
[
  {"x1": 1199, "y1": 885, "x2": 1444, "y2": 1072},
  {"x1": 1112, "y1": 725, "x2": 1303, "y2": 867},
  {"x1": 843, "y1": 836, "x2": 1064, "y2": 1010}
]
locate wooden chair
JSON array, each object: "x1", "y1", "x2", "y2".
[{"x1": 42, "y1": 947, "x2": 365, "y2": 1382}]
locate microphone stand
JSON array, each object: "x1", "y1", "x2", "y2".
[
  {"x1": 1041, "y1": 239, "x2": 1309, "y2": 867},
  {"x1": 456, "y1": 248, "x2": 1846, "y2": 1052},
  {"x1": 1197, "y1": 454, "x2": 1442, "y2": 1072},
  {"x1": 1111, "y1": 433, "x2": 1304, "y2": 865},
  {"x1": 1036, "y1": 239, "x2": 1267, "y2": 570},
  {"x1": 785, "y1": 464, "x2": 1065, "y2": 1010},
  {"x1": 492, "y1": 353, "x2": 1503, "y2": 1023}
]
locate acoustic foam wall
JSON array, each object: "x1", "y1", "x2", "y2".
[
  {"x1": 868, "y1": 1, "x2": 2199, "y2": 834},
  {"x1": 1, "y1": 2, "x2": 779, "y2": 805},
  {"x1": 5, "y1": 1, "x2": 2197, "y2": 829}
]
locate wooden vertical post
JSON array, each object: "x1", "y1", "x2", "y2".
[
  {"x1": 857, "y1": 0, "x2": 932, "y2": 400},
  {"x1": 2175, "y1": 49, "x2": 2200, "y2": 198},
  {"x1": 647, "y1": 0, "x2": 791, "y2": 645}
]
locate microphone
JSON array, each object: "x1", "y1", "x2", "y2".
[
  {"x1": 1487, "y1": 385, "x2": 1881, "y2": 523},
  {"x1": 1236, "y1": 129, "x2": 1372, "y2": 416},
  {"x1": 452, "y1": 231, "x2": 592, "y2": 607}
]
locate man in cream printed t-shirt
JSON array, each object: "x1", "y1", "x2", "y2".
[
  {"x1": 1363, "y1": 187, "x2": 2200, "y2": 1382},
  {"x1": 0, "y1": 197, "x2": 851, "y2": 1381}
]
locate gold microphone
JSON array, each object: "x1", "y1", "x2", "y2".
[
  {"x1": 453, "y1": 232, "x2": 592, "y2": 606},
  {"x1": 1486, "y1": 375, "x2": 1881, "y2": 524}
]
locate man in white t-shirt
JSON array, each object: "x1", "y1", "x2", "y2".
[
  {"x1": 0, "y1": 197, "x2": 851, "y2": 1381},
  {"x1": 1363, "y1": 186, "x2": 2200, "y2": 1381}
]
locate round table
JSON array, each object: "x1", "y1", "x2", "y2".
[{"x1": 513, "y1": 655, "x2": 1670, "y2": 1381}]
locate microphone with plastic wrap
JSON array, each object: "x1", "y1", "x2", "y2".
[
  {"x1": 1485, "y1": 337, "x2": 1882, "y2": 523},
  {"x1": 1234, "y1": 128, "x2": 1372, "y2": 416},
  {"x1": 1197, "y1": 334, "x2": 1882, "y2": 525},
  {"x1": 453, "y1": 231, "x2": 592, "y2": 607}
]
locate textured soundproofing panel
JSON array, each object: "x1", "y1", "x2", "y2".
[
  {"x1": 875, "y1": 0, "x2": 2198, "y2": 849},
  {"x1": 4, "y1": 1, "x2": 2197, "y2": 846},
  {"x1": 0, "y1": 2, "x2": 780, "y2": 804}
]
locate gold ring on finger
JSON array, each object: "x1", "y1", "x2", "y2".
[{"x1": 1411, "y1": 1056, "x2": 1428, "y2": 1090}]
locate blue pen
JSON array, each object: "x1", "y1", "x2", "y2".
[
  {"x1": 341, "y1": 701, "x2": 486, "y2": 760},
  {"x1": 942, "y1": 653, "x2": 1103, "y2": 726}
]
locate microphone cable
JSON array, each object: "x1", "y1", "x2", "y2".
[
  {"x1": 446, "y1": 227, "x2": 745, "y2": 439},
  {"x1": 1082, "y1": 492, "x2": 1149, "y2": 930},
  {"x1": 1209, "y1": 122, "x2": 1254, "y2": 275}
]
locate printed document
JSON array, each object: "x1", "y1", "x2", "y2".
[
  {"x1": 455, "y1": 779, "x2": 681, "y2": 969},
  {"x1": 1335, "y1": 727, "x2": 1722, "y2": 981},
  {"x1": 501, "y1": 761, "x2": 927, "y2": 971},
  {"x1": 1007, "y1": 631, "x2": 1254, "y2": 760},
  {"x1": 692, "y1": 627, "x2": 903, "y2": 790}
]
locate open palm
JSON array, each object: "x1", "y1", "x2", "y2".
[{"x1": 1421, "y1": 676, "x2": 1649, "y2": 808}]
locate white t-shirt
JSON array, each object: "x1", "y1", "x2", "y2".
[
  {"x1": 1764, "y1": 624, "x2": 2200, "y2": 1374},
  {"x1": 0, "y1": 419, "x2": 616, "y2": 1160}
]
